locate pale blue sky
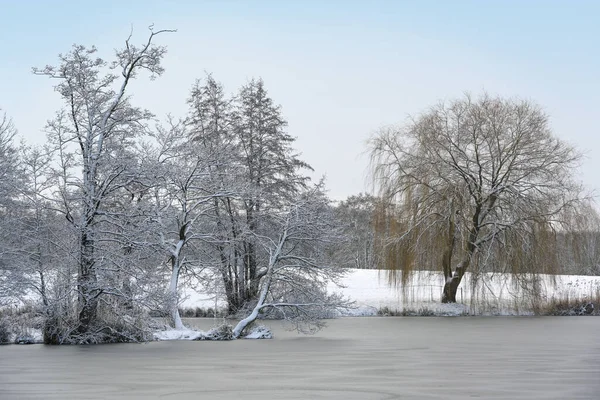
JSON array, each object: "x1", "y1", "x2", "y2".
[{"x1": 1, "y1": 0, "x2": 599, "y2": 199}]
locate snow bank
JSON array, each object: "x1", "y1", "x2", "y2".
[{"x1": 180, "y1": 269, "x2": 600, "y2": 317}]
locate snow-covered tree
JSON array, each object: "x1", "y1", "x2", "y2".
[
  {"x1": 186, "y1": 77, "x2": 313, "y2": 314},
  {"x1": 233, "y1": 183, "x2": 350, "y2": 338},
  {"x1": 34, "y1": 28, "x2": 174, "y2": 341},
  {"x1": 184, "y1": 77, "x2": 343, "y2": 324},
  {"x1": 185, "y1": 75, "x2": 245, "y2": 314},
  {"x1": 231, "y1": 78, "x2": 312, "y2": 306}
]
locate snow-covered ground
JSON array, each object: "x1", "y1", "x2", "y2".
[{"x1": 181, "y1": 269, "x2": 600, "y2": 316}]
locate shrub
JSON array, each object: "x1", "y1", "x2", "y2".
[
  {"x1": 42, "y1": 308, "x2": 153, "y2": 345},
  {"x1": 535, "y1": 287, "x2": 599, "y2": 316},
  {"x1": 539, "y1": 297, "x2": 597, "y2": 316}
]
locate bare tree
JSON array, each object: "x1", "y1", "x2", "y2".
[
  {"x1": 369, "y1": 93, "x2": 585, "y2": 303},
  {"x1": 332, "y1": 193, "x2": 380, "y2": 269},
  {"x1": 34, "y1": 27, "x2": 174, "y2": 339}
]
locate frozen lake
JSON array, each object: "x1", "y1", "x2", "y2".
[{"x1": 1, "y1": 317, "x2": 599, "y2": 399}]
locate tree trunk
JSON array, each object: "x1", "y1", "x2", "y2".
[
  {"x1": 233, "y1": 219, "x2": 287, "y2": 338},
  {"x1": 77, "y1": 229, "x2": 98, "y2": 333},
  {"x1": 441, "y1": 260, "x2": 468, "y2": 303},
  {"x1": 441, "y1": 276, "x2": 461, "y2": 303},
  {"x1": 441, "y1": 219, "x2": 458, "y2": 303},
  {"x1": 442, "y1": 206, "x2": 481, "y2": 303},
  {"x1": 218, "y1": 197, "x2": 248, "y2": 314},
  {"x1": 233, "y1": 261, "x2": 272, "y2": 338},
  {"x1": 168, "y1": 265, "x2": 184, "y2": 330},
  {"x1": 168, "y1": 238, "x2": 185, "y2": 330},
  {"x1": 244, "y1": 203, "x2": 259, "y2": 303},
  {"x1": 38, "y1": 269, "x2": 48, "y2": 308},
  {"x1": 220, "y1": 263, "x2": 242, "y2": 315}
]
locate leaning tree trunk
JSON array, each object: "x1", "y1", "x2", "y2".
[
  {"x1": 232, "y1": 259, "x2": 272, "y2": 338},
  {"x1": 233, "y1": 223, "x2": 287, "y2": 338}
]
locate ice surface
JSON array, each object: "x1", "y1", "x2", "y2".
[{"x1": 3, "y1": 318, "x2": 600, "y2": 399}]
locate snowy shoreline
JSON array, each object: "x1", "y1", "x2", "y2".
[{"x1": 3, "y1": 269, "x2": 598, "y2": 344}]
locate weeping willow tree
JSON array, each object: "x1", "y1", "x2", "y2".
[{"x1": 369, "y1": 93, "x2": 585, "y2": 303}]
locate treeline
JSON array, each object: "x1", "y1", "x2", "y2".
[{"x1": 335, "y1": 194, "x2": 600, "y2": 276}]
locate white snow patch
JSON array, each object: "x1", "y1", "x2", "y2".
[
  {"x1": 153, "y1": 328, "x2": 205, "y2": 341},
  {"x1": 243, "y1": 325, "x2": 273, "y2": 339}
]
